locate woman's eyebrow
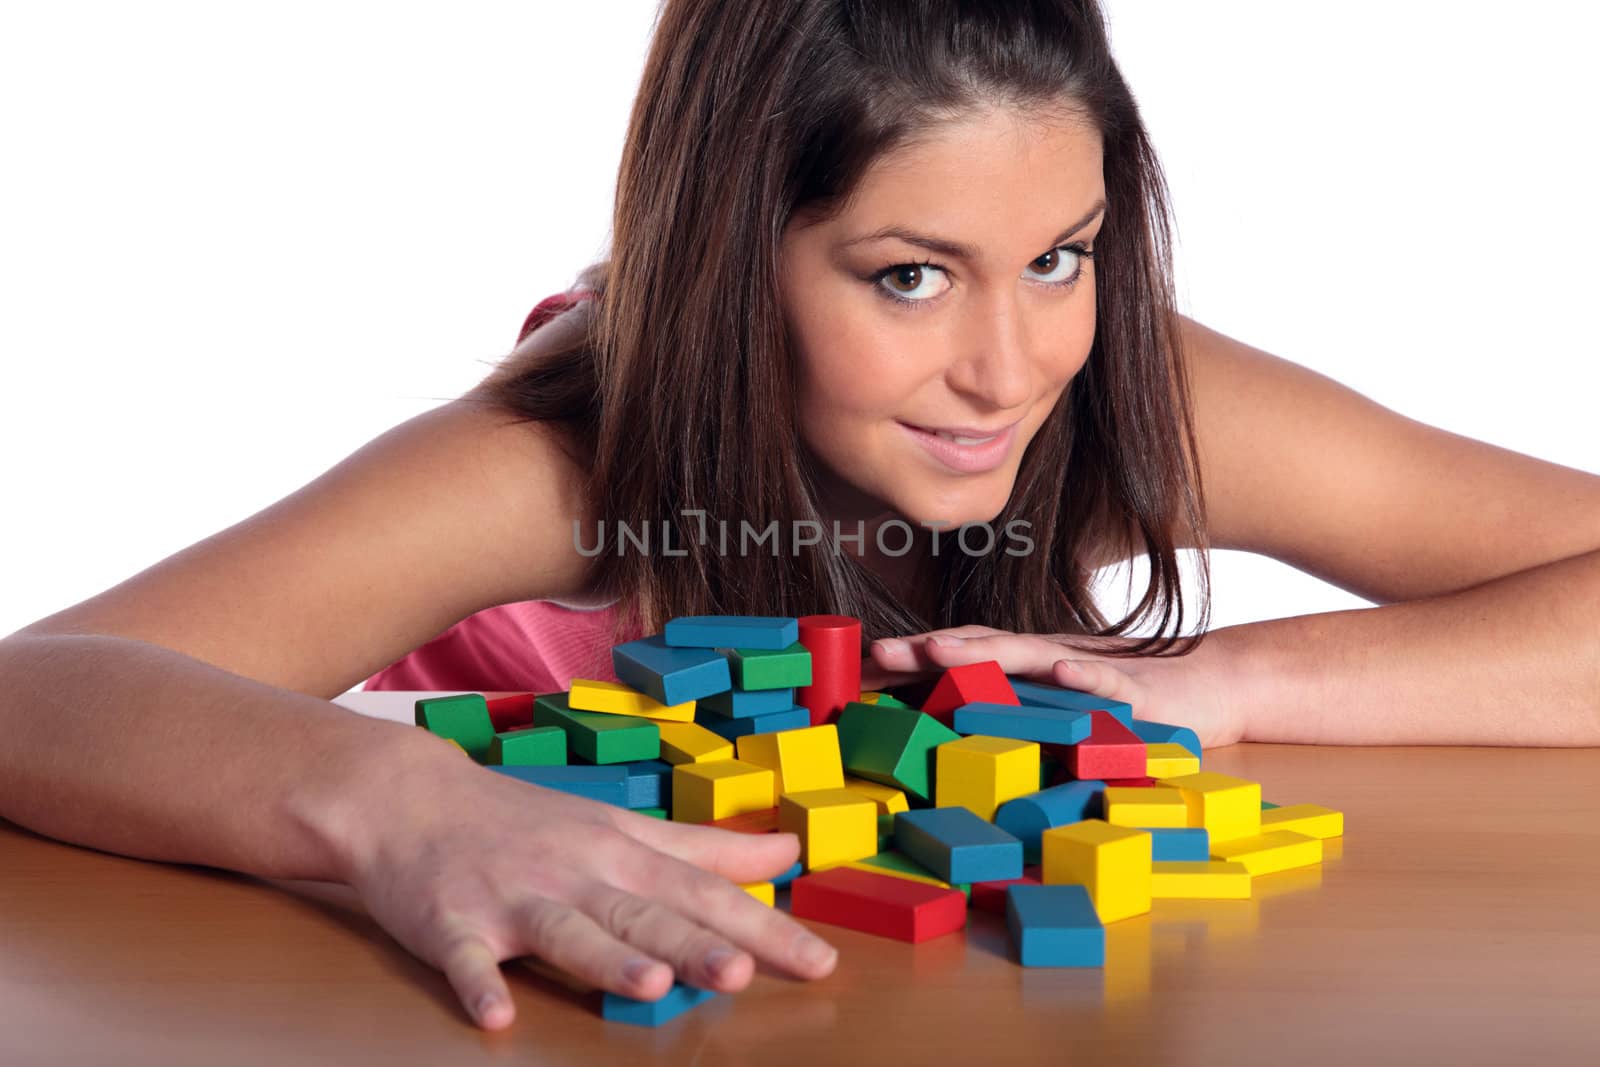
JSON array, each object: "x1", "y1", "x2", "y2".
[{"x1": 839, "y1": 198, "x2": 1107, "y2": 260}]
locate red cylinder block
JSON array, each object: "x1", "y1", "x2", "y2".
[{"x1": 795, "y1": 614, "x2": 861, "y2": 727}]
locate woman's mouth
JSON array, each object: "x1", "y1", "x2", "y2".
[{"x1": 896, "y1": 419, "x2": 1020, "y2": 473}]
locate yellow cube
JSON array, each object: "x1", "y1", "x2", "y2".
[
  {"x1": 1103, "y1": 786, "x2": 1189, "y2": 829},
  {"x1": 1210, "y1": 830, "x2": 1322, "y2": 875},
  {"x1": 842, "y1": 775, "x2": 909, "y2": 816},
  {"x1": 568, "y1": 679, "x2": 696, "y2": 723},
  {"x1": 671, "y1": 759, "x2": 775, "y2": 823},
  {"x1": 739, "y1": 881, "x2": 776, "y2": 906},
  {"x1": 656, "y1": 720, "x2": 734, "y2": 765},
  {"x1": 1150, "y1": 860, "x2": 1252, "y2": 899},
  {"x1": 1040, "y1": 819, "x2": 1152, "y2": 923},
  {"x1": 1157, "y1": 772, "x2": 1262, "y2": 843},
  {"x1": 1261, "y1": 803, "x2": 1344, "y2": 839},
  {"x1": 737, "y1": 725, "x2": 844, "y2": 804},
  {"x1": 935, "y1": 735, "x2": 1040, "y2": 821},
  {"x1": 1145, "y1": 742, "x2": 1200, "y2": 778},
  {"x1": 778, "y1": 788, "x2": 877, "y2": 870}
]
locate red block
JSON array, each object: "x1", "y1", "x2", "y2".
[
  {"x1": 795, "y1": 615, "x2": 862, "y2": 727},
  {"x1": 1101, "y1": 776, "x2": 1158, "y2": 788},
  {"x1": 790, "y1": 866, "x2": 967, "y2": 943},
  {"x1": 919, "y1": 660, "x2": 1019, "y2": 726},
  {"x1": 971, "y1": 872, "x2": 1043, "y2": 916},
  {"x1": 1063, "y1": 711, "x2": 1147, "y2": 780},
  {"x1": 709, "y1": 807, "x2": 781, "y2": 834},
  {"x1": 485, "y1": 693, "x2": 536, "y2": 733}
]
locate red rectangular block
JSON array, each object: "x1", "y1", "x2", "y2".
[
  {"x1": 485, "y1": 693, "x2": 537, "y2": 732},
  {"x1": 971, "y1": 871, "x2": 1042, "y2": 915},
  {"x1": 1063, "y1": 711, "x2": 1146, "y2": 780},
  {"x1": 920, "y1": 661, "x2": 1019, "y2": 726},
  {"x1": 709, "y1": 807, "x2": 781, "y2": 834},
  {"x1": 790, "y1": 866, "x2": 968, "y2": 943}
]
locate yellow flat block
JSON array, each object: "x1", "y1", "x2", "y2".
[
  {"x1": 656, "y1": 720, "x2": 734, "y2": 764},
  {"x1": 1145, "y1": 742, "x2": 1200, "y2": 778},
  {"x1": 567, "y1": 679, "x2": 696, "y2": 722},
  {"x1": 739, "y1": 881, "x2": 775, "y2": 906},
  {"x1": 1104, "y1": 786, "x2": 1189, "y2": 829},
  {"x1": 778, "y1": 788, "x2": 877, "y2": 870},
  {"x1": 842, "y1": 775, "x2": 909, "y2": 816},
  {"x1": 1210, "y1": 830, "x2": 1322, "y2": 876},
  {"x1": 1261, "y1": 803, "x2": 1344, "y2": 839},
  {"x1": 672, "y1": 759, "x2": 775, "y2": 822},
  {"x1": 830, "y1": 851, "x2": 951, "y2": 889},
  {"x1": 1157, "y1": 771, "x2": 1261, "y2": 843},
  {"x1": 1040, "y1": 819, "x2": 1152, "y2": 923},
  {"x1": 1150, "y1": 860, "x2": 1252, "y2": 899},
  {"x1": 935, "y1": 735, "x2": 1040, "y2": 821},
  {"x1": 737, "y1": 724, "x2": 844, "y2": 803}
]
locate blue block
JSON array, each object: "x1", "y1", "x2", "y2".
[
  {"x1": 487, "y1": 764, "x2": 629, "y2": 807},
  {"x1": 664, "y1": 615, "x2": 799, "y2": 650},
  {"x1": 697, "y1": 686, "x2": 795, "y2": 718},
  {"x1": 698, "y1": 705, "x2": 811, "y2": 741},
  {"x1": 1006, "y1": 884, "x2": 1105, "y2": 967},
  {"x1": 994, "y1": 781, "x2": 1104, "y2": 863},
  {"x1": 952, "y1": 701, "x2": 1092, "y2": 745},
  {"x1": 1009, "y1": 678, "x2": 1133, "y2": 727},
  {"x1": 894, "y1": 807, "x2": 1022, "y2": 885},
  {"x1": 601, "y1": 982, "x2": 718, "y2": 1026},
  {"x1": 621, "y1": 759, "x2": 674, "y2": 810},
  {"x1": 1128, "y1": 719, "x2": 1202, "y2": 760},
  {"x1": 1149, "y1": 827, "x2": 1210, "y2": 861},
  {"x1": 769, "y1": 860, "x2": 804, "y2": 889},
  {"x1": 612, "y1": 635, "x2": 732, "y2": 706}
]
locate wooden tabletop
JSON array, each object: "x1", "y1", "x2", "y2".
[{"x1": 4, "y1": 691, "x2": 1598, "y2": 1065}]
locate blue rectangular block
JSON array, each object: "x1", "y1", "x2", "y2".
[
  {"x1": 621, "y1": 759, "x2": 674, "y2": 810},
  {"x1": 612, "y1": 635, "x2": 732, "y2": 706},
  {"x1": 770, "y1": 860, "x2": 804, "y2": 888},
  {"x1": 487, "y1": 764, "x2": 629, "y2": 807},
  {"x1": 698, "y1": 705, "x2": 811, "y2": 742},
  {"x1": 1149, "y1": 827, "x2": 1210, "y2": 861},
  {"x1": 1009, "y1": 678, "x2": 1133, "y2": 727},
  {"x1": 894, "y1": 806, "x2": 1023, "y2": 885},
  {"x1": 952, "y1": 701, "x2": 1092, "y2": 745},
  {"x1": 1128, "y1": 718, "x2": 1202, "y2": 759},
  {"x1": 601, "y1": 982, "x2": 718, "y2": 1026},
  {"x1": 1006, "y1": 884, "x2": 1105, "y2": 967},
  {"x1": 697, "y1": 687, "x2": 795, "y2": 718},
  {"x1": 664, "y1": 615, "x2": 799, "y2": 650}
]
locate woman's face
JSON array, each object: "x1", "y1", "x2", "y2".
[{"x1": 781, "y1": 106, "x2": 1105, "y2": 531}]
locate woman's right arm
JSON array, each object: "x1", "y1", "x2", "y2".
[{"x1": 0, "y1": 399, "x2": 836, "y2": 1028}]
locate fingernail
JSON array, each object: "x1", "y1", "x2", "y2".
[
  {"x1": 474, "y1": 993, "x2": 505, "y2": 1026},
  {"x1": 796, "y1": 933, "x2": 837, "y2": 971},
  {"x1": 704, "y1": 947, "x2": 739, "y2": 980},
  {"x1": 930, "y1": 635, "x2": 964, "y2": 647},
  {"x1": 622, "y1": 957, "x2": 659, "y2": 987},
  {"x1": 874, "y1": 638, "x2": 908, "y2": 656}
]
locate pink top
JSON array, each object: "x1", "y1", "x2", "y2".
[{"x1": 361, "y1": 289, "x2": 639, "y2": 694}]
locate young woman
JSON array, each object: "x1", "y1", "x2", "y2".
[{"x1": 3, "y1": 0, "x2": 1596, "y2": 1033}]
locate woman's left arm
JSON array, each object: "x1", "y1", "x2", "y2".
[{"x1": 870, "y1": 316, "x2": 1600, "y2": 747}]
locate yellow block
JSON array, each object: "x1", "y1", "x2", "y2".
[
  {"x1": 567, "y1": 679, "x2": 696, "y2": 723},
  {"x1": 671, "y1": 759, "x2": 775, "y2": 823},
  {"x1": 739, "y1": 881, "x2": 776, "y2": 906},
  {"x1": 737, "y1": 725, "x2": 844, "y2": 804},
  {"x1": 856, "y1": 692, "x2": 888, "y2": 704},
  {"x1": 778, "y1": 788, "x2": 877, "y2": 870},
  {"x1": 1103, "y1": 786, "x2": 1189, "y2": 829},
  {"x1": 1210, "y1": 830, "x2": 1322, "y2": 876},
  {"x1": 1040, "y1": 819, "x2": 1152, "y2": 923},
  {"x1": 1145, "y1": 742, "x2": 1200, "y2": 778},
  {"x1": 833, "y1": 858, "x2": 950, "y2": 890},
  {"x1": 1261, "y1": 803, "x2": 1344, "y2": 839},
  {"x1": 656, "y1": 720, "x2": 734, "y2": 765},
  {"x1": 1150, "y1": 860, "x2": 1252, "y2": 899},
  {"x1": 935, "y1": 735, "x2": 1040, "y2": 821},
  {"x1": 842, "y1": 776, "x2": 909, "y2": 816},
  {"x1": 1158, "y1": 772, "x2": 1261, "y2": 843}
]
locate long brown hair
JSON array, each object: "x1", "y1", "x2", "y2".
[{"x1": 475, "y1": 0, "x2": 1210, "y2": 659}]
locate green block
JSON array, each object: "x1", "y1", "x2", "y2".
[
  {"x1": 533, "y1": 692, "x2": 660, "y2": 764},
  {"x1": 877, "y1": 812, "x2": 896, "y2": 851},
  {"x1": 836, "y1": 701, "x2": 960, "y2": 803},
  {"x1": 1261, "y1": 800, "x2": 1280, "y2": 810},
  {"x1": 415, "y1": 694, "x2": 496, "y2": 762},
  {"x1": 721, "y1": 642, "x2": 812, "y2": 689},
  {"x1": 637, "y1": 807, "x2": 669, "y2": 820},
  {"x1": 488, "y1": 725, "x2": 567, "y2": 767},
  {"x1": 867, "y1": 694, "x2": 912, "y2": 709}
]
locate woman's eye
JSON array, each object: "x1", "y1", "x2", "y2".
[
  {"x1": 877, "y1": 263, "x2": 948, "y2": 302},
  {"x1": 1026, "y1": 246, "x2": 1086, "y2": 284}
]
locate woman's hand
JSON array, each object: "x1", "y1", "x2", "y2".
[
  {"x1": 862, "y1": 625, "x2": 1246, "y2": 748},
  {"x1": 337, "y1": 742, "x2": 838, "y2": 1030}
]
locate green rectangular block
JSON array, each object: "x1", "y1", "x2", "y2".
[
  {"x1": 720, "y1": 643, "x2": 812, "y2": 690},
  {"x1": 415, "y1": 694, "x2": 496, "y2": 763},
  {"x1": 636, "y1": 807, "x2": 669, "y2": 820},
  {"x1": 489, "y1": 725, "x2": 567, "y2": 766},
  {"x1": 534, "y1": 693, "x2": 661, "y2": 764}
]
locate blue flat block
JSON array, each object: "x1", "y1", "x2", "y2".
[
  {"x1": 612, "y1": 635, "x2": 732, "y2": 706},
  {"x1": 952, "y1": 702, "x2": 1092, "y2": 745},
  {"x1": 1006, "y1": 884, "x2": 1105, "y2": 967},
  {"x1": 487, "y1": 764, "x2": 629, "y2": 807},
  {"x1": 994, "y1": 780, "x2": 1104, "y2": 863},
  {"x1": 697, "y1": 687, "x2": 795, "y2": 718},
  {"x1": 621, "y1": 758, "x2": 674, "y2": 810},
  {"x1": 698, "y1": 705, "x2": 811, "y2": 742},
  {"x1": 894, "y1": 806, "x2": 1023, "y2": 885},
  {"x1": 601, "y1": 982, "x2": 718, "y2": 1026},
  {"x1": 770, "y1": 860, "x2": 804, "y2": 889},
  {"x1": 664, "y1": 615, "x2": 799, "y2": 650},
  {"x1": 1149, "y1": 827, "x2": 1210, "y2": 862},
  {"x1": 1009, "y1": 678, "x2": 1134, "y2": 727},
  {"x1": 1128, "y1": 719, "x2": 1202, "y2": 760}
]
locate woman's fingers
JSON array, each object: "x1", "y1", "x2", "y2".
[
  {"x1": 571, "y1": 883, "x2": 759, "y2": 993},
  {"x1": 620, "y1": 809, "x2": 800, "y2": 884},
  {"x1": 509, "y1": 897, "x2": 674, "y2": 1001},
  {"x1": 432, "y1": 917, "x2": 519, "y2": 1030}
]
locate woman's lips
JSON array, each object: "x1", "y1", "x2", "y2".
[{"x1": 896, "y1": 419, "x2": 1019, "y2": 473}]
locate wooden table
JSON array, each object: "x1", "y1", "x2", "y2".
[{"x1": 4, "y1": 691, "x2": 1598, "y2": 1065}]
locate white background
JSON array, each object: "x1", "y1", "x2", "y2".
[{"x1": 3, "y1": 2, "x2": 1596, "y2": 655}]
